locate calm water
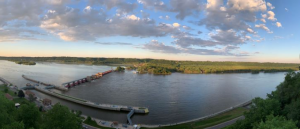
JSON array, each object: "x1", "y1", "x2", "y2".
[{"x1": 0, "y1": 60, "x2": 286, "y2": 125}]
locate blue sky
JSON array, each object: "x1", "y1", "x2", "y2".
[{"x1": 0, "y1": 0, "x2": 299, "y2": 63}]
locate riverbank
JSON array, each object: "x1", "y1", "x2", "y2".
[{"x1": 141, "y1": 107, "x2": 248, "y2": 129}]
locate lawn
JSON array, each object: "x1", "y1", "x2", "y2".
[
  {"x1": 0, "y1": 84, "x2": 17, "y2": 97},
  {"x1": 141, "y1": 107, "x2": 248, "y2": 129},
  {"x1": 83, "y1": 117, "x2": 114, "y2": 129}
]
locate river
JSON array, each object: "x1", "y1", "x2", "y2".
[{"x1": 0, "y1": 60, "x2": 287, "y2": 125}]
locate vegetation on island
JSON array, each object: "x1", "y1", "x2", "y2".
[
  {"x1": 115, "y1": 66, "x2": 125, "y2": 72},
  {"x1": 14, "y1": 61, "x2": 36, "y2": 65},
  {"x1": 225, "y1": 72, "x2": 300, "y2": 129},
  {"x1": 0, "y1": 57, "x2": 299, "y2": 75},
  {"x1": 0, "y1": 84, "x2": 82, "y2": 129}
]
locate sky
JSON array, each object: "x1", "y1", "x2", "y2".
[{"x1": 0, "y1": 0, "x2": 299, "y2": 63}]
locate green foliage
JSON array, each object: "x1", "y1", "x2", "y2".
[
  {"x1": 17, "y1": 103, "x2": 41, "y2": 129},
  {"x1": 115, "y1": 66, "x2": 125, "y2": 72},
  {"x1": 18, "y1": 90, "x2": 25, "y2": 98},
  {"x1": 42, "y1": 103, "x2": 82, "y2": 129},
  {"x1": 14, "y1": 61, "x2": 36, "y2": 65},
  {"x1": 255, "y1": 114, "x2": 298, "y2": 129},
  {"x1": 0, "y1": 92, "x2": 82, "y2": 129},
  {"x1": 4, "y1": 87, "x2": 8, "y2": 93},
  {"x1": 230, "y1": 72, "x2": 300, "y2": 129}
]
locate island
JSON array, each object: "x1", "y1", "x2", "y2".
[{"x1": 13, "y1": 61, "x2": 36, "y2": 65}]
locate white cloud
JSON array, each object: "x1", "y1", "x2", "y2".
[
  {"x1": 276, "y1": 22, "x2": 282, "y2": 27},
  {"x1": 285, "y1": 8, "x2": 289, "y2": 12},
  {"x1": 267, "y1": 2, "x2": 275, "y2": 10},
  {"x1": 173, "y1": 23, "x2": 180, "y2": 27},
  {"x1": 247, "y1": 28, "x2": 255, "y2": 33},
  {"x1": 126, "y1": 15, "x2": 140, "y2": 21},
  {"x1": 220, "y1": 6, "x2": 227, "y2": 11},
  {"x1": 255, "y1": 24, "x2": 272, "y2": 33},
  {"x1": 267, "y1": 11, "x2": 277, "y2": 21},
  {"x1": 261, "y1": 14, "x2": 267, "y2": 18},
  {"x1": 260, "y1": 19, "x2": 266, "y2": 23},
  {"x1": 227, "y1": 0, "x2": 267, "y2": 12}
]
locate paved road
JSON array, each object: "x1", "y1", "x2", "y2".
[{"x1": 205, "y1": 116, "x2": 245, "y2": 129}]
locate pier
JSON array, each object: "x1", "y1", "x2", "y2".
[
  {"x1": 0, "y1": 77, "x2": 12, "y2": 86},
  {"x1": 34, "y1": 86, "x2": 149, "y2": 114},
  {"x1": 22, "y1": 75, "x2": 68, "y2": 91},
  {"x1": 62, "y1": 70, "x2": 113, "y2": 88},
  {"x1": 127, "y1": 109, "x2": 135, "y2": 125}
]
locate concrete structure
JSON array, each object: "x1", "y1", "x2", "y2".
[
  {"x1": 34, "y1": 86, "x2": 149, "y2": 114},
  {"x1": 22, "y1": 75, "x2": 68, "y2": 91}
]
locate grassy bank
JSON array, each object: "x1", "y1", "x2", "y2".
[
  {"x1": 83, "y1": 117, "x2": 114, "y2": 129},
  {"x1": 52, "y1": 92, "x2": 87, "y2": 102},
  {"x1": 141, "y1": 107, "x2": 248, "y2": 129}
]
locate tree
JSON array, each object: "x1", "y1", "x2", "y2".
[
  {"x1": 115, "y1": 66, "x2": 125, "y2": 72},
  {"x1": 18, "y1": 90, "x2": 25, "y2": 98},
  {"x1": 255, "y1": 114, "x2": 298, "y2": 129},
  {"x1": 42, "y1": 103, "x2": 82, "y2": 129},
  {"x1": 39, "y1": 106, "x2": 43, "y2": 112},
  {"x1": 4, "y1": 88, "x2": 8, "y2": 93},
  {"x1": 17, "y1": 104, "x2": 41, "y2": 129}
]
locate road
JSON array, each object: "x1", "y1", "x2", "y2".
[{"x1": 205, "y1": 116, "x2": 245, "y2": 129}]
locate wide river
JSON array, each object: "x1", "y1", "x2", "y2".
[{"x1": 0, "y1": 60, "x2": 287, "y2": 125}]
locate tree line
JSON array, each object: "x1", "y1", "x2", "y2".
[
  {"x1": 0, "y1": 57, "x2": 299, "y2": 75},
  {"x1": 226, "y1": 72, "x2": 300, "y2": 129}
]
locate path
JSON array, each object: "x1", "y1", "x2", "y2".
[{"x1": 204, "y1": 116, "x2": 245, "y2": 129}]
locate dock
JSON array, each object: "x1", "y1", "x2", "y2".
[
  {"x1": 22, "y1": 75, "x2": 68, "y2": 91},
  {"x1": 34, "y1": 86, "x2": 149, "y2": 114},
  {"x1": 62, "y1": 70, "x2": 113, "y2": 88},
  {"x1": 0, "y1": 77, "x2": 12, "y2": 86}
]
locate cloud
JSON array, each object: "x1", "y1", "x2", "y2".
[
  {"x1": 227, "y1": 0, "x2": 267, "y2": 12},
  {"x1": 95, "y1": 42, "x2": 132, "y2": 45},
  {"x1": 255, "y1": 24, "x2": 272, "y2": 33},
  {"x1": 275, "y1": 22, "x2": 282, "y2": 27},
  {"x1": 88, "y1": 0, "x2": 137, "y2": 14},
  {"x1": 267, "y1": 11, "x2": 277, "y2": 21},
  {"x1": 138, "y1": 0, "x2": 203, "y2": 20},
  {"x1": 142, "y1": 40, "x2": 249, "y2": 56},
  {"x1": 159, "y1": 15, "x2": 170, "y2": 20},
  {"x1": 173, "y1": 23, "x2": 180, "y2": 27},
  {"x1": 260, "y1": 19, "x2": 266, "y2": 23},
  {"x1": 267, "y1": 2, "x2": 275, "y2": 10}
]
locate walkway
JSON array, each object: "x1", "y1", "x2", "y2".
[
  {"x1": 205, "y1": 116, "x2": 245, "y2": 129},
  {"x1": 127, "y1": 109, "x2": 135, "y2": 125}
]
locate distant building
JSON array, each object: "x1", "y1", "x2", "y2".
[
  {"x1": 25, "y1": 90, "x2": 35, "y2": 98},
  {"x1": 5, "y1": 93, "x2": 13, "y2": 101},
  {"x1": 43, "y1": 98, "x2": 52, "y2": 106}
]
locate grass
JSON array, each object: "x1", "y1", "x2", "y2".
[
  {"x1": 0, "y1": 84, "x2": 17, "y2": 97},
  {"x1": 83, "y1": 117, "x2": 114, "y2": 129},
  {"x1": 52, "y1": 92, "x2": 87, "y2": 102},
  {"x1": 141, "y1": 107, "x2": 248, "y2": 129}
]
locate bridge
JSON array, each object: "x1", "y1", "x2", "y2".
[
  {"x1": 62, "y1": 70, "x2": 113, "y2": 88},
  {"x1": 127, "y1": 109, "x2": 135, "y2": 125}
]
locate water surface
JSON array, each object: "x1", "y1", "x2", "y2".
[{"x1": 0, "y1": 60, "x2": 286, "y2": 124}]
